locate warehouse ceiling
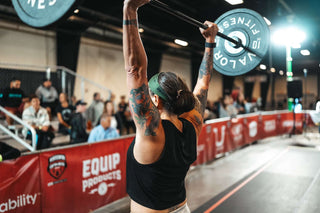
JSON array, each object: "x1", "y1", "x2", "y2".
[{"x1": 1, "y1": 0, "x2": 319, "y2": 76}]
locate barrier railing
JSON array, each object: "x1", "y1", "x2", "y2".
[
  {"x1": 0, "y1": 106, "x2": 36, "y2": 151},
  {"x1": 0, "y1": 111, "x2": 315, "y2": 213}
]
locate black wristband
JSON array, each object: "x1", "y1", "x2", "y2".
[{"x1": 205, "y1": 42, "x2": 216, "y2": 48}]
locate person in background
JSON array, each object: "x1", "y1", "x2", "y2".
[
  {"x1": 0, "y1": 142, "x2": 21, "y2": 162},
  {"x1": 117, "y1": 95, "x2": 128, "y2": 134},
  {"x1": 70, "y1": 100, "x2": 89, "y2": 144},
  {"x1": 88, "y1": 113, "x2": 120, "y2": 143},
  {"x1": 101, "y1": 100, "x2": 121, "y2": 133},
  {"x1": 56, "y1": 93, "x2": 74, "y2": 135},
  {"x1": 22, "y1": 95, "x2": 54, "y2": 150},
  {"x1": 234, "y1": 92, "x2": 247, "y2": 114},
  {"x1": 315, "y1": 97, "x2": 320, "y2": 133},
  {"x1": 0, "y1": 77, "x2": 28, "y2": 125},
  {"x1": 219, "y1": 94, "x2": 233, "y2": 118},
  {"x1": 35, "y1": 78, "x2": 58, "y2": 118},
  {"x1": 87, "y1": 92, "x2": 104, "y2": 127}
]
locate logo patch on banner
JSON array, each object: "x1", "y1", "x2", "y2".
[{"x1": 47, "y1": 154, "x2": 67, "y2": 179}]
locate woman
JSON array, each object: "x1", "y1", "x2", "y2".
[
  {"x1": 56, "y1": 93, "x2": 74, "y2": 135},
  {"x1": 123, "y1": 0, "x2": 218, "y2": 212},
  {"x1": 101, "y1": 100, "x2": 121, "y2": 133}
]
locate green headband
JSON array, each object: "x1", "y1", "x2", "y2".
[{"x1": 149, "y1": 73, "x2": 169, "y2": 102}]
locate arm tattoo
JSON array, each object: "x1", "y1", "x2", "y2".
[
  {"x1": 129, "y1": 84, "x2": 160, "y2": 136},
  {"x1": 123, "y1": 19, "x2": 137, "y2": 26},
  {"x1": 196, "y1": 88, "x2": 208, "y2": 116},
  {"x1": 198, "y1": 51, "x2": 213, "y2": 80}
]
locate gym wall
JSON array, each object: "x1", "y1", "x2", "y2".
[{"x1": 0, "y1": 21, "x2": 56, "y2": 67}]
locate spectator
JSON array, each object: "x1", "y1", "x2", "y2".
[
  {"x1": 56, "y1": 93, "x2": 74, "y2": 135},
  {"x1": 101, "y1": 100, "x2": 121, "y2": 133},
  {"x1": 87, "y1": 92, "x2": 104, "y2": 127},
  {"x1": 0, "y1": 142, "x2": 21, "y2": 162},
  {"x1": 35, "y1": 78, "x2": 58, "y2": 117},
  {"x1": 117, "y1": 95, "x2": 128, "y2": 134},
  {"x1": 22, "y1": 95, "x2": 54, "y2": 150},
  {"x1": 234, "y1": 92, "x2": 247, "y2": 114},
  {"x1": 315, "y1": 97, "x2": 320, "y2": 133},
  {"x1": 219, "y1": 94, "x2": 237, "y2": 118},
  {"x1": 70, "y1": 100, "x2": 89, "y2": 144},
  {"x1": 0, "y1": 77, "x2": 28, "y2": 125},
  {"x1": 88, "y1": 113, "x2": 120, "y2": 143}
]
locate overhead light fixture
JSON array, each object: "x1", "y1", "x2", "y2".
[
  {"x1": 286, "y1": 72, "x2": 293, "y2": 77},
  {"x1": 74, "y1": 9, "x2": 79, "y2": 14},
  {"x1": 272, "y1": 27, "x2": 306, "y2": 47},
  {"x1": 259, "y1": 64, "x2": 267, "y2": 70},
  {"x1": 270, "y1": 67, "x2": 276, "y2": 73},
  {"x1": 138, "y1": 28, "x2": 144, "y2": 33},
  {"x1": 300, "y1": 49, "x2": 310, "y2": 56},
  {"x1": 279, "y1": 70, "x2": 284, "y2": 75},
  {"x1": 225, "y1": 0, "x2": 244, "y2": 5},
  {"x1": 263, "y1": 17, "x2": 271, "y2": 26},
  {"x1": 174, "y1": 39, "x2": 188, "y2": 47}
]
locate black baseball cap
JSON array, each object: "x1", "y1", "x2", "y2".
[{"x1": 75, "y1": 100, "x2": 87, "y2": 106}]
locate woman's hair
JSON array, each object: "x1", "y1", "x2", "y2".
[
  {"x1": 104, "y1": 100, "x2": 115, "y2": 115},
  {"x1": 151, "y1": 72, "x2": 196, "y2": 115}
]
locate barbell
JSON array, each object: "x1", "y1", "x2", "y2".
[{"x1": 11, "y1": 0, "x2": 270, "y2": 76}]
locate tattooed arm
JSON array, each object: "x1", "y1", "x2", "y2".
[
  {"x1": 180, "y1": 22, "x2": 218, "y2": 135},
  {"x1": 123, "y1": 0, "x2": 164, "y2": 164}
]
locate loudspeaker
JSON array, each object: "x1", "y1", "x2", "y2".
[{"x1": 287, "y1": 80, "x2": 302, "y2": 98}]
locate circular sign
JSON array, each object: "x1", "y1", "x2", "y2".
[
  {"x1": 12, "y1": 0, "x2": 78, "y2": 28},
  {"x1": 214, "y1": 8, "x2": 270, "y2": 76},
  {"x1": 98, "y1": 182, "x2": 108, "y2": 196}
]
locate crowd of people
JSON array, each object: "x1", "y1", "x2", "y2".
[
  {"x1": 203, "y1": 89, "x2": 257, "y2": 122},
  {"x1": 0, "y1": 77, "x2": 135, "y2": 150}
]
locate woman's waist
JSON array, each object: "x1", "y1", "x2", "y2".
[{"x1": 130, "y1": 199, "x2": 187, "y2": 213}]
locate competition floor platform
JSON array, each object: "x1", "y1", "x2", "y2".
[{"x1": 96, "y1": 131, "x2": 320, "y2": 213}]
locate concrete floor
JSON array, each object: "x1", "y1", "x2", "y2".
[{"x1": 94, "y1": 130, "x2": 320, "y2": 213}]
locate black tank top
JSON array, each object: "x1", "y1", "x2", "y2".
[{"x1": 126, "y1": 118, "x2": 197, "y2": 210}]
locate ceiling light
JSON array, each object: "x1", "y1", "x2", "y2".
[
  {"x1": 300, "y1": 49, "x2": 310, "y2": 56},
  {"x1": 272, "y1": 27, "x2": 306, "y2": 46},
  {"x1": 263, "y1": 17, "x2": 271, "y2": 26},
  {"x1": 225, "y1": 0, "x2": 244, "y2": 5},
  {"x1": 138, "y1": 28, "x2": 144, "y2": 33},
  {"x1": 174, "y1": 39, "x2": 188, "y2": 47},
  {"x1": 286, "y1": 72, "x2": 293, "y2": 77},
  {"x1": 74, "y1": 9, "x2": 79, "y2": 14},
  {"x1": 270, "y1": 67, "x2": 276, "y2": 73},
  {"x1": 259, "y1": 64, "x2": 267, "y2": 70},
  {"x1": 279, "y1": 70, "x2": 284, "y2": 75}
]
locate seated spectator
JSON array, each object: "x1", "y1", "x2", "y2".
[
  {"x1": 234, "y1": 92, "x2": 247, "y2": 114},
  {"x1": 56, "y1": 93, "x2": 74, "y2": 135},
  {"x1": 70, "y1": 100, "x2": 89, "y2": 144},
  {"x1": 87, "y1": 92, "x2": 104, "y2": 127},
  {"x1": 22, "y1": 95, "x2": 55, "y2": 150},
  {"x1": 117, "y1": 95, "x2": 128, "y2": 135},
  {"x1": 101, "y1": 100, "x2": 121, "y2": 133},
  {"x1": 219, "y1": 94, "x2": 237, "y2": 118},
  {"x1": 0, "y1": 77, "x2": 28, "y2": 125},
  {"x1": 0, "y1": 142, "x2": 21, "y2": 162},
  {"x1": 35, "y1": 78, "x2": 58, "y2": 118},
  {"x1": 88, "y1": 113, "x2": 120, "y2": 143}
]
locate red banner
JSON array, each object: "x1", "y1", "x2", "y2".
[
  {"x1": 229, "y1": 118, "x2": 245, "y2": 148},
  {"x1": 208, "y1": 120, "x2": 231, "y2": 156},
  {"x1": 39, "y1": 137, "x2": 133, "y2": 213},
  {"x1": 260, "y1": 114, "x2": 278, "y2": 139},
  {"x1": 243, "y1": 115, "x2": 260, "y2": 145},
  {"x1": 0, "y1": 155, "x2": 41, "y2": 213}
]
